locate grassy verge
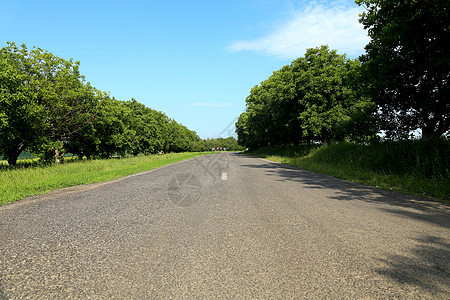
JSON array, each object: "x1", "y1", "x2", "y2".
[
  {"x1": 0, "y1": 152, "x2": 214, "y2": 205},
  {"x1": 246, "y1": 141, "x2": 449, "y2": 203}
]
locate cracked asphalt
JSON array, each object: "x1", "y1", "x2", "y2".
[{"x1": 1, "y1": 153, "x2": 449, "y2": 299}]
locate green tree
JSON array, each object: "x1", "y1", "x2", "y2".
[
  {"x1": 0, "y1": 42, "x2": 98, "y2": 163},
  {"x1": 28, "y1": 48, "x2": 98, "y2": 162},
  {"x1": 0, "y1": 44, "x2": 44, "y2": 165},
  {"x1": 165, "y1": 120, "x2": 199, "y2": 153},
  {"x1": 356, "y1": 0, "x2": 450, "y2": 139},
  {"x1": 238, "y1": 67, "x2": 300, "y2": 149},
  {"x1": 293, "y1": 46, "x2": 373, "y2": 144},
  {"x1": 235, "y1": 112, "x2": 251, "y2": 148},
  {"x1": 196, "y1": 137, "x2": 244, "y2": 151},
  {"x1": 254, "y1": 67, "x2": 301, "y2": 146},
  {"x1": 236, "y1": 45, "x2": 375, "y2": 148},
  {"x1": 66, "y1": 90, "x2": 108, "y2": 159},
  {"x1": 125, "y1": 99, "x2": 168, "y2": 155},
  {"x1": 94, "y1": 97, "x2": 134, "y2": 158},
  {"x1": 1, "y1": 42, "x2": 202, "y2": 164}
]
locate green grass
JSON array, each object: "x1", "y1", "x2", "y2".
[
  {"x1": 246, "y1": 141, "x2": 449, "y2": 203},
  {"x1": 0, "y1": 152, "x2": 214, "y2": 205}
]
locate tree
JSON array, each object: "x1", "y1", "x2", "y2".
[
  {"x1": 66, "y1": 90, "x2": 107, "y2": 159},
  {"x1": 125, "y1": 99, "x2": 167, "y2": 155},
  {"x1": 356, "y1": 0, "x2": 450, "y2": 139},
  {"x1": 236, "y1": 45, "x2": 375, "y2": 148},
  {"x1": 1, "y1": 42, "x2": 201, "y2": 164},
  {"x1": 26, "y1": 48, "x2": 98, "y2": 162},
  {"x1": 165, "y1": 120, "x2": 199, "y2": 153},
  {"x1": 0, "y1": 43, "x2": 44, "y2": 165},
  {"x1": 256, "y1": 66, "x2": 302, "y2": 145},
  {"x1": 194, "y1": 137, "x2": 244, "y2": 151},
  {"x1": 292, "y1": 46, "x2": 373, "y2": 144},
  {"x1": 237, "y1": 65, "x2": 301, "y2": 149},
  {"x1": 94, "y1": 97, "x2": 134, "y2": 158},
  {"x1": 0, "y1": 43, "x2": 98, "y2": 164},
  {"x1": 235, "y1": 112, "x2": 251, "y2": 148}
]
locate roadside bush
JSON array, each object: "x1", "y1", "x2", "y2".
[
  {"x1": 246, "y1": 139, "x2": 449, "y2": 200},
  {"x1": 310, "y1": 139, "x2": 449, "y2": 179}
]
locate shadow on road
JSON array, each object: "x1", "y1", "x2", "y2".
[
  {"x1": 239, "y1": 154, "x2": 450, "y2": 295},
  {"x1": 375, "y1": 235, "x2": 450, "y2": 295},
  {"x1": 238, "y1": 155, "x2": 449, "y2": 230},
  {"x1": 0, "y1": 281, "x2": 8, "y2": 300}
]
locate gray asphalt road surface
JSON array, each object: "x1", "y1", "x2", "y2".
[{"x1": 1, "y1": 153, "x2": 449, "y2": 298}]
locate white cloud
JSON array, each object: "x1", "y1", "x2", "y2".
[
  {"x1": 227, "y1": 2, "x2": 369, "y2": 59},
  {"x1": 191, "y1": 102, "x2": 236, "y2": 108}
]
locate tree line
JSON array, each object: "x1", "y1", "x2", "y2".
[
  {"x1": 194, "y1": 137, "x2": 245, "y2": 152},
  {"x1": 236, "y1": 0, "x2": 449, "y2": 149},
  {"x1": 0, "y1": 43, "x2": 203, "y2": 166}
]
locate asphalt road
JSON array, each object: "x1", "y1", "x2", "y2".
[{"x1": 1, "y1": 153, "x2": 449, "y2": 299}]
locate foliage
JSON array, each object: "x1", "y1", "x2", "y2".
[
  {"x1": 0, "y1": 42, "x2": 99, "y2": 164},
  {"x1": 63, "y1": 96, "x2": 201, "y2": 159},
  {"x1": 246, "y1": 144, "x2": 318, "y2": 158},
  {"x1": 124, "y1": 99, "x2": 167, "y2": 155},
  {"x1": 293, "y1": 46, "x2": 374, "y2": 143},
  {"x1": 246, "y1": 139, "x2": 450, "y2": 201},
  {"x1": 236, "y1": 46, "x2": 376, "y2": 148},
  {"x1": 308, "y1": 139, "x2": 449, "y2": 180},
  {"x1": 0, "y1": 43, "x2": 45, "y2": 165},
  {"x1": 0, "y1": 42, "x2": 201, "y2": 165},
  {"x1": 165, "y1": 119, "x2": 199, "y2": 153},
  {"x1": 237, "y1": 2, "x2": 448, "y2": 145},
  {"x1": 193, "y1": 137, "x2": 245, "y2": 151},
  {"x1": 356, "y1": 0, "x2": 450, "y2": 139}
]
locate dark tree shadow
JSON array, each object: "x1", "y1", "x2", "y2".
[
  {"x1": 237, "y1": 154, "x2": 450, "y2": 230},
  {"x1": 238, "y1": 154, "x2": 450, "y2": 295},
  {"x1": 0, "y1": 281, "x2": 8, "y2": 300},
  {"x1": 375, "y1": 235, "x2": 450, "y2": 295}
]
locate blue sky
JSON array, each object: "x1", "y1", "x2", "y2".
[{"x1": 1, "y1": 0, "x2": 369, "y2": 139}]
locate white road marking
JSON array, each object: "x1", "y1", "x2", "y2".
[{"x1": 221, "y1": 172, "x2": 227, "y2": 181}]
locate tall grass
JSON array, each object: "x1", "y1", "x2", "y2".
[
  {"x1": 247, "y1": 139, "x2": 449, "y2": 202},
  {"x1": 0, "y1": 152, "x2": 213, "y2": 205}
]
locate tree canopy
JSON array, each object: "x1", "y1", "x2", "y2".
[
  {"x1": 356, "y1": 0, "x2": 450, "y2": 139},
  {"x1": 236, "y1": 46, "x2": 375, "y2": 149},
  {"x1": 236, "y1": 1, "x2": 449, "y2": 147},
  {"x1": 0, "y1": 43, "x2": 201, "y2": 165}
]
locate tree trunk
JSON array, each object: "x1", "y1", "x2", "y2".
[
  {"x1": 54, "y1": 146, "x2": 67, "y2": 163},
  {"x1": 421, "y1": 125, "x2": 436, "y2": 140},
  {"x1": 54, "y1": 149, "x2": 61, "y2": 163},
  {"x1": 5, "y1": 142, "x2": 24, "y2": 166},
  {"x1": 7, "y1": 155, "x2": 19, "y2": 166},
  {"x1": 421, "y1": 116, "x2": 450, "y2": 140}
]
